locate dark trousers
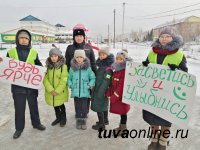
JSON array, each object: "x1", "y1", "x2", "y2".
[
  {"x1": 74, "y1": 98, "x2": 90, "y2": 115},
  {"x1": 74, "y1": 97, "x2": 88, "y2": 118},
  {"x1": 87, "y1": 98, "x2": 90, "y2": 114},
  {"x1": 12, "y1": 93, "x2": 41, "y2": 131},
  {"x1": 120, "y1": 114, "x2": 127, "y2": 124}
]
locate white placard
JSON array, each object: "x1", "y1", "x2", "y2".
[
  {"x1": 0, "y1": 57, "x2": 46, "y2": 89},
  {"x1": 122, "y1": 61, "x2": 197, "y2": 128}
]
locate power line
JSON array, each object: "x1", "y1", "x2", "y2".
[
  {"x1": 122, "y1": 2, "x2": 126, "y2": 49},
  {"x1": 116, "y1": 8, "x2": 200, "y2": 20},
  {"x1": 141, "y1": 9, "x2": 200, "y2": 20},
  {"x1": 125, "y1": 2, "x2": 200, "y2": 18}
]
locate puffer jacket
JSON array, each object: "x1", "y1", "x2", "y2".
[
  {"x1": 43, "y1": 56, "x2": 68, "y2": 106},
  {"x1": 68, "y1": 58, "x2": 95, "y2": 98}
]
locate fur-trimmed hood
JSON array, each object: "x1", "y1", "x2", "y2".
[
  {"x1": 46, "y1": 56, "x2": 65, "y2": 69},
  {"x1": 151, "y1": 35, "x2": 184, "y2": 51},
  {"x1": 96, "y1": 53, "x2": 115, "y2": 68},
  {"x1": 70, "y1": 57, "x2": 90, "y2": 71},
  {"x1": 111, "y1": 60, "x2": 126, "y2": 72},
  {"x1": 111, "y1": 57, "x2": 132, "y2": 72},
  {"x1": 16, "y1": 29, "x2": 32, "y2": 49}
]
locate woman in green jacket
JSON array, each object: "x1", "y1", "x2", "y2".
[{"x1": 43, "y1": 48, "x2": 68, "y2": 127}]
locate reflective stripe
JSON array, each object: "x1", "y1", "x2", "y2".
[
  {"x1": 8, "y1": 48, "x2": 37, "y2": 64},
  {"x1": 106, "y1": 74, "x2": 111, "y2": 79},
  {"x1": 114, "y1": 78, "x2": 119, "y2": 81},
  {"x1": 114, "y1": 92, "x2": 119, "y2": 97}
]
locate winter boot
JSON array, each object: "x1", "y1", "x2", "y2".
[
  {"x1": 113, "y1": 124, "x2": 127, "y2": 137},
  {"x1": 81, "y1": 118, "x2": 87, "y2": 130},
  {"x1": 148, "y1": 133, "x2": 159, "y2": 150},
  {"x1": 76, "y1": 118, "x2": 82, "y2": 129},
  {"x1": 96, "y1": 111, "x2": 109, "y2": 125},
  {"x1": 157, "y1": 135, "x2": 168, "y2": 150},
  {"x1": 51, "y1": 110, "x2": 61, "y2": 126},
  {"x1": 60, "y1": 111, "x2": 67, "y2": 127},
  {"x1": 92, "y1": 112, "x2": 105, "y2": 130}
]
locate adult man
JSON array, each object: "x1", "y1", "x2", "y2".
[
  {"x1": 0, "y1": 29, "x2": 46, "y2": 139},
  {"x1": 65, "y1": 25, "x2": 96, "y2": 118}
]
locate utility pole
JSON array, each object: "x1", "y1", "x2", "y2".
[
  {"x1": 122, "y1": 2, "x2": 125, "y2": 49},
  {"x1": 108, "y1": 24, "x2": 110, "y2": 47},
  {"x1": 113, "y1": 9, "x2": 116, "y2": 48},
  {"x1": 97, "y1": 35, "x2": 99, "y2": 47}
]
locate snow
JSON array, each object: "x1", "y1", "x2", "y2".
[{"x1": 0, "y1": 43, "x2": 200, "y2": 150}]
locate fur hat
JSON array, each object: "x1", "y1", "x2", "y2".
[
  {"x1": 116, "y1": 50, "x2": 128, "y2": 60},
  {"x1": 98, "y1": 47, "x2": 110, "y2": 55},
  {"x1": 49, "y1": 48, "x2": 62, "y2": 57},
  {"x1": 159, "y1": 27, "x2": 178, "y2": 39},
  {"x1": 73, "y1": 29, "x2": 85, "y2": 39},
  {"x1": 74, "y1": 49, "x2": 86, "y2": 59},
  {"x1": 18, "y1": 31, "x2": 30, "y2": 40}
]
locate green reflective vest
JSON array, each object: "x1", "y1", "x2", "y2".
[
  {"x1": 8, "y1": 48, "x2": 37, "y2": 64},
  {"x1": 148, "y1": 50, "x2": 184, "y2": 66}
]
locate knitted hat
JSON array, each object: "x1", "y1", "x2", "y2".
[
  {"x1": 49, "y1": 48, "x2": 62, "y2": 57},
  {"x1": 116, "y1": 50, "x2": 128, "y2": 60},
  {"x1": 18, "y1": 31, "x2": 30, "y2": 40},
  {"x1": 73, "y1": 29, "x2": 85, "y2": 40},
  {"x1": 98, "y1": 47, "x2": 110, "y2": 55},
  {"x1": 74, "y1": 49, "x2": 86, "y2": 59},
  {"x1": 159, "y1": 27, "x2": 178, "y2": 39}
]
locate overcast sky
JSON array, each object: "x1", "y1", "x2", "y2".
[{"x1": 0, "y1": 0, "x2": 200, "y2": 37}]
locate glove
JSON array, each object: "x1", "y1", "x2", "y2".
[
  {"x1": 168, "y1": 64, "x2": 179, "y2": 71},
  {"x1": 142, "y1": 61, "x2": 149, "y2": 67}
]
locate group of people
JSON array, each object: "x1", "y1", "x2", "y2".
[{"x1": 0, "y1": 25, "x2": 188, "y2": 150}]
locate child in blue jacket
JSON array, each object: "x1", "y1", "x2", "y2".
[{"x1": 68, "y1": 49, "x2": 95, "y2": 130}]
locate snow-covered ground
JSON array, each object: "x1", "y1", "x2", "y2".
[{"x1": 0, "y1": 43, "x2": 199, "y2": 150}]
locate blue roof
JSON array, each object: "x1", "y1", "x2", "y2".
[{"x1": 20, "y1": 15, "x2": 41, "y2": 21}]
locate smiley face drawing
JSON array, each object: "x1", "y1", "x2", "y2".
[{"x1": 173, "y1": 86, "x2": 186, "y2": 101}]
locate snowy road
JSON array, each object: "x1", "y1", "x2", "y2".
[{"x1": 0, "y1": 43, "x2": 199, "y2": 150}]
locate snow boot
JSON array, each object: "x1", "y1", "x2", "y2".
[
  {"x1": 157, "y1": 135, "x2": 168, "y2": 150},
  {"x1": 113, "y1": 124, "x2": 127, "y2": 137},
  {"x1": 51, "y1": 110, "x2": 61, "y2": 126},
  {"x1": 76, "y1": 118, "x2": 82, "y2": 129},
  {"x1": 148, "y1": 133, "x2": 159, "y2": 150},
  {"x1": 96, "y1": 111, "x2": 109, "y2": 125},
  {"x1": 60, "y1": 111, "x2": 67, "y2": 127},
  {"x1": 92, "y1": 112, "x2": 105, "y2": 130},
  {"x1": 81, "y1": 118, "x2": 87, "y2": 130}
]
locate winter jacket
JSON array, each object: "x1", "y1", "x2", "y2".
[
  {"x1": 43, "y1": 57, "x2": 68, "y2": 106},
  {"x1": 146, "y1": 36, "x2": 188, "y2": 72},
  {"x1": 143, "y1": 35, "x2": 188, "y2": 127},
  {"x1": 6, "y1": 29, "x2": 42, "y2": 95},
  {"x1": 106, "y1": 60, "x2": 130, "y2": 115},
  {"x1": 91, "y1": 54, "x2": 114, "y2": 112},
  {"x1": 65, "y1": 41, "x2": 96, "y2": 73},
  {"x1": 68, "y1": 58, "x2": 95, "y2": 98}
]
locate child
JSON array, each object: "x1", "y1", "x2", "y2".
[
  {"x1": 142, "y1": 27, "x2": 188, "y2": 150},
  {"x1": 91, "y1": 48, "x2": 114, "y2": 130},
  {"x1": 105, "y1": 50, "x2": 130, "y2": 136},
  {"x1": 68, "y1": 49, "x2": 95, "y2": 130},
  {"x1": 43, "y1": 48, "x2": 68, "y2": 127}
]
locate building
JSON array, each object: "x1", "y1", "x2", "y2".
[
  {"x1": 152, "y1": 16, "x2": 200, "y2": 42},
  {"x1": 0, "y1": 15, "x2": 72, "y2": 43},
  {"x1": 55, "y1": 24, "x2": 73, "y2": 43}
]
